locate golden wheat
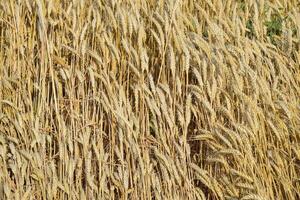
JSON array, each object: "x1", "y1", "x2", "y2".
[{"x1": 0, "y1": 0, "x2": 300, "y2": 199}]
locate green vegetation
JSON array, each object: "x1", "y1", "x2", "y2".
[{"x1": 265, "y1": 12, "x2": 284, "y2": 44}]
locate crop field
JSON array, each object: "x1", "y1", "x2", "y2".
[{"x1": 0, "y1": 0, "x2": 300, "y2": 199}]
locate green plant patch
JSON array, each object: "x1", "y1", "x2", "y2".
[
  {"x1": 246, "y1": 19, "x2": 255, "y2": 39},
  {"x1": 264, "y1": 13, "x2": 285, "y2": 45}
]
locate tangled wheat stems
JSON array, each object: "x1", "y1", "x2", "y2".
[{"x1": 0, "y1": 0, "x2": 300, "y2": 199}]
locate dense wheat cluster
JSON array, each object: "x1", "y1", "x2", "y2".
[{"x1": 0, "y1": 0, "x2": 300, "y2": 199}]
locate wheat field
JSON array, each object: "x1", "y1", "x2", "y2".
[{"x1": 0, "y1": 0, "x2": 299, "y2": 199}]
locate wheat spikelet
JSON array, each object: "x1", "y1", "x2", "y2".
[
  {"x1": 140, "y1": 48, "x2": 149, "y2": 72},
  {"x1": 119, "y1": 11, "x2": 127, "y2": 36},
  {"x1": 151, "y1": 16, "x2": 165, "y2": 48},
  {"x1": 167, "y1": 45, "x2": 176, "y2": 79},
  {"x1": 150, "y1": 29, "x2": 162, "y2": 48},
  {"x1": 183, "y1": 46, "x2": 190, "y2": 72},
  {"x1": 193, "y1": 67, "x2": 204, "y2": 87},
  {"x1": 241, "y1": 194, "x2": 266, "y2": 200},
  {"x1": 185, "y1": 94, "x2": 192, "y2": 125},
  {"x1": 230, "y1": 169, "x2": 253, "y2": 183}
]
